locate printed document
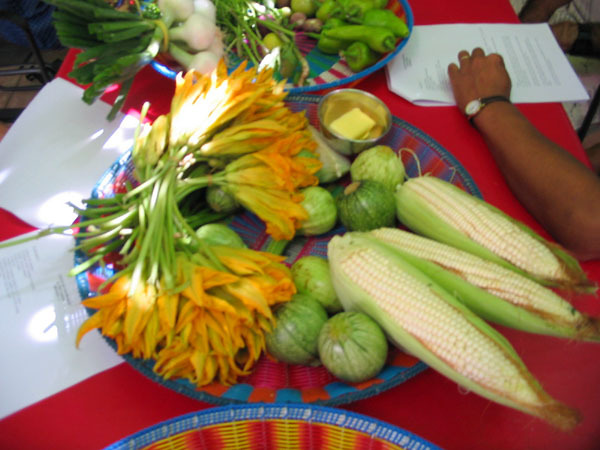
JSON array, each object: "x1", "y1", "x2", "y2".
[
  {"x1": 0, "y1": 233, "x2": 123, "y2": 418},
  {"x1": 386, "y1": 23, "x2": 589, "y2": 106}
]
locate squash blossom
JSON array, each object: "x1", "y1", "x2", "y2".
[
  {"x1": 212, "y1": 136, "x2": 320, "y2": 240},
  {"x1": 78, "y1": 249, "x2": 295, "y2": 384},
  {"x1": 71, "y1": 59, "x2": 321, "y2": 387}
]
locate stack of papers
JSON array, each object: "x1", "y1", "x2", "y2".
[
  {"x1": 386, "y1": 23, "x2": 589, "y2": 106},
  {"x1": 0, "y1": 234, "x2": 124, "y2": 419},
  {"x1": 0, "y1": 78, "x2": 136, "y2": 418}
]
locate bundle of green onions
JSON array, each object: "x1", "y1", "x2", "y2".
[{"x1": 47, "y1": 0, "x2": 166, "y2": 119}]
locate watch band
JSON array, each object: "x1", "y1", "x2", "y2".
[
  {"x1": 466, "y1": 95, "x2": 511, "y2": 123},
  {"x1": 570, "y1": 23, "x2": 596, "y2": 57}
]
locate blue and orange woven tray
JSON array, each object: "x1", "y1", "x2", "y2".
[
  {"x1": 103, "y1": 403, "x2": 443, "y2": 450},
  {"x1": 76, "y1": 95, "x2": 480, "y2": 407},
  {"x1": 151, "y1": 0, "x2": 414, "y2": 94}
]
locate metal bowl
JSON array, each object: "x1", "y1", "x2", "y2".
[{"x1": 317, "y1": 88, "x2": 392, "y2": 155}]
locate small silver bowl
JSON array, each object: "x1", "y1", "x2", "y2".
[{"x1": 317, "y1": 88, "x2": 392, "y2": 155}]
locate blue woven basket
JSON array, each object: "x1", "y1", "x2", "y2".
[
  {"x1": 150, "y1": 0, "x2": 414, "y2": 94},
  {"x1": 76, "y1": 95, "x2": 480, "y2": 407},
  {"x1": 104, "y1": 403, "x2": 442, "y2": 450}
]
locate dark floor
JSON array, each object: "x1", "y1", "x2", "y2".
[{"x1": 0, "y1": 36, "x2": 68, "y2": 124}]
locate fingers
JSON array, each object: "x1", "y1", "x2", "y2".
[
  {"x1": 458, "y1": 50, "x2": 470, "y2": 61},
  {"x1": 448, "y1": 61, "x2": 459, "y2": 77},
  {"x1": 456, "y1": 47, "x2": 486, "y2": 63},
  {"x1": 471, "y1": 47, "x2": 485, "y2": 58},
  {"x1": 454, "y1": 48, "x2": 506, "y2": 70},
  {"x1": 456, "y1": 50, "x2": 470, "y2": 69},
  {"x1": 450, "y1": 47, "x2": 505, "y2": 75},
  {"x1": 488, "y1": 52, "x2": 506, "y2": 68}
]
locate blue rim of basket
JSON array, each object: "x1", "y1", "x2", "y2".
[
  {"x1": 103, "y1": 403, "x2": 443, "y2": 450},
  {"x1": 75, "y1": 94, "x2": 481, "y2": 408},
  {"x1": 149, "y1": 0, "x2": 414, "y2": 94}
]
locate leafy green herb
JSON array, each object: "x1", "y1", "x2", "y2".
[{"x1": 214, "y1": 0, "x2": 309, "y2": 85}]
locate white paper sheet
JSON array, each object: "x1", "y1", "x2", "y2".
[
  {"x1": 0, "y1": 77, "x2": 138, "y2": 228},
  {"x1": 0, "y1": 232, "x2": 123, "y2": 419},
  {"x1": 386, "y1": 23, "x2": 589, "y2": 106}
]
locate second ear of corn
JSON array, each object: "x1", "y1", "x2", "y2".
[
  {"x1": 394, "y1": 176, "x2": 595, "y2": 293},
  {"x1": 328, "y1": 233, "x2": 581, "y2": 431},
  {"x1": 369, "y1": 227, "x2": 600, "y2": 342}
]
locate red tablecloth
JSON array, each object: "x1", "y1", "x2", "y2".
[{"x1": 2, "y1": 1, "x2": 600, "y2": 449}]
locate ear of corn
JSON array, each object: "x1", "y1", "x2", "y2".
[
  {"x1": 368, "y1": 228, "x2": 600, "y2": 341},
  {"x1": 394, "y1": 176, "x2": 595, "y2": 293},
  {"x1": 327, "y1": 233, "x2": 580, "y2": 431}
]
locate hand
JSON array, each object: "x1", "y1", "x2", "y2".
[
  {"x1": 550, "y1": 21, "x2": 579, "y2": 51},
  {"x1": 518, "y1": 0, "x2": 572, "y2": 23},
  {"x1": 447, "y1": 48, "x2": 512, "y2": 113}
]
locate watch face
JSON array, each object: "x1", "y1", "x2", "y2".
[{"x1": 465, "y1": 99, "x2": 482, "y2": 116}]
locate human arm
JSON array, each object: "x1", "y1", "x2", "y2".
[
  {"x1": 447, "y1": 48, "x2": 600, "y2": 260},
  {"x1": 518, "y1": 0, "x2": 600, "y2": 56},
  {"x1": 518, "y1": 0, "x2": 571, "y2": 23}
]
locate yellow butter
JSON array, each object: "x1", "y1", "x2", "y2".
[{"x1": 329, "y1": 107, "x2": 376, "y2": 140}]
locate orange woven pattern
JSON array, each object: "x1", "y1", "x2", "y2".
[
  {"x1": 105, "y1": 405, "x2": 442, "y2": 450},
  {"x1": 143, "y1": 419, "x2": 405, "y2": 450}
]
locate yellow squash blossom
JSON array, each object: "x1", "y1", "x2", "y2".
[
  {"x1": 215, "y1": 136, "x2": 321, "y2": 240},
  {"x1": 77, "y1": 245, "x2": 295, "y2": 387},
  {"x1": 74, "y1": 58, "x2": 321, "y2": 389}
]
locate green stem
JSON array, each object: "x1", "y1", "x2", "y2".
[
  {"x1": 69, "y1": 239, "x2": 122, "y2": 276},
  {"x1": 128, "y1": 177, "x2": 163, "y2": 294},
  {"x1": 73, "y1": 225, "x2": 125, "y2": 252},
  {"x1": 119, "y1": 227, "x2": 139, "y2": 256},
  {"x1": 175, "y1": 172, "x2": 227, "y2": 201},
  {"x1": 167, "y1": 42, "x2": 193, "y2": 68},
  {"x1": 172, "y1": 201, "x2": 228, "y2": 273},
  {"x1": 69, "y1": 253, "x2": 104, "y2": 277},
  {"x1": 69, "y1": 203, "x2": 125, "y2": 217},
  {"x1": 122, "y1": 171, "x2": 163, "y2": 200},
  {"x1": 107, "y1": 75, "x2": 135, "y2": 121},
  {"x1": 257, "y1": 19, "x2": 296, "y2": 38},
  {"x1": 265, "y1": 238, "x2": 290, "y2": 256},
  {"x1": 0, "y1": 228, "x2": 67, "y2": 249},
  {"x1": 81, "y1": 208, "x2": 137, "y2": 232},
  {"x1": 162, "y1": 178, "x2": 177, "y2": 288},
  {"x1": 146, "y1": 173, "x2": 172, "y2": 286},
  {"x1": 82, "y1": 194, "x2": 124, "y2": 206},
  {"x1": 0, "y1": 208, "x2": 133, "y2": 250}
]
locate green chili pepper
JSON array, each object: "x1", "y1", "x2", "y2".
[
  {"x1": 323, "y1": 17, "x2": 348, "y2": 31},
  {"x1": 323, "y1": 25, "x2": 397, "y2": 53},
  {"x1": 317, "y1": 35, "x2": 349, "y2": 54},
  {"x1": 362, "y1": 9, "x2": 410, "y2": 38},
  {"x1": 317, "y1": 17, "x2": 350, "y2": 54},
  {"x1": 342, "y1": 41, "x2": 380, "y2": 72},
  {"x1": 372, "y1": 0, "x2": 389, "y2": 8},
  {"x1": 316, "y1": 0, "x2": 342, "y2": 22},
  {"x1": 344, "y1": 0, "x2": 381, "y2": 19}
]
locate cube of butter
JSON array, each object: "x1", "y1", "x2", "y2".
[{"x1": 328, "y1": 107, "x2": 376, "y2": 140}]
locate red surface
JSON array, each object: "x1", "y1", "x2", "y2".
[{"x1": 2, "y1": 1, "x2": 600, "y2": 449}]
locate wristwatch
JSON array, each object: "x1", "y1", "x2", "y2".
[{"x1": 464, "y1": 96, "x2": 511, "y2": 123}]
